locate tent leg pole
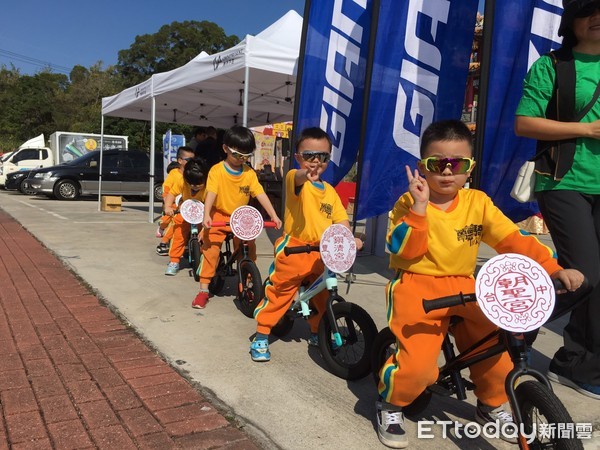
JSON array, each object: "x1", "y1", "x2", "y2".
[
  {"x1": 243, "y1": 65, "x2": 249, "y2": 127},
  {"x1": 149, "y1": 97, "x2": 156, "y2": 223},
  {"x1": 98, "y1": 116, "x2": 104, "y2": 212}
]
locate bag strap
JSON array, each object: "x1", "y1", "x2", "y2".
[{"x1": 574, "y1": 81, "x2": 600, "y2": 122}]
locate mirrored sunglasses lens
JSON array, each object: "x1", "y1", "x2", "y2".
[
  {"x1": 301, "y1": 152, "x2": 330, "y2": 163},
  {"x1": 425, "y1": 158, "x2": 471, "y2": 173}
]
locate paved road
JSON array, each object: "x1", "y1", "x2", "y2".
[{"x1": 0, "y1": 190, "x2": 598, "y2": 449}]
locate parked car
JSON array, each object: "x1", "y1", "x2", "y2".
[
  {"x1": 5, "y1": 169, "x2": 36, "y2": 195},
  {"x1": 24, "y1": 149, "x2": 164, "y2": 201}
]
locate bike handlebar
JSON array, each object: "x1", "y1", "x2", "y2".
[
  {"x1": 284, "y1": 245, "x2": 320, "y2": 256},
  {"x1": 421, "y1": 279, "x2": 587, "y2": 314}
]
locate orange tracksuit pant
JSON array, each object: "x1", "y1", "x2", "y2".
[
  {"x1": 168, "y1": 213, "x2": 190, "y2": 264},
  {"x1": 254, "y1": 235, "x2": 329, "y2": 335},
  {"x1": 378, "y1": 271, "x2": 513, "y2": 408},
  {"x1": 198, "y1": 210, "x2": 256, "y2": 285}
]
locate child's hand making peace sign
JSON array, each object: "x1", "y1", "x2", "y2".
[{"x1": 405, "y1": 165, "x2": 429, "y2": 215}]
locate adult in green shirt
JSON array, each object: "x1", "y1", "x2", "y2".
[{"x1": 515, "y1": 0, "x2": 600, "y2": 399}]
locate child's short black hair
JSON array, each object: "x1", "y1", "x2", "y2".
[
  {"x1": 183, "y1": 158, "x2": 207, "y2": 186},
  {"x1": 420, "y1": 120, "x2": 473, "y2": 157},
  {"x1": 223, "y1": 125, "x2": 256, "y2": 155},
  {"x1": 177, "y1": 145, "x2": 194, "y2": 159},
  {"x1": 295, "y1": 127, "x2": 332, "y2": 152},
  {"x1": 166, "y1": 161, "x2": 180, "y2": 173}
]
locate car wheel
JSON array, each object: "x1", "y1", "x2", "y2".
[
  {"x1": 153, "y1": 183, "x2": 163, "y2": 202},
  {"x1": 53, "y1": 180, "x2": 80, "y2": 200},
  {"x1": 19, "y1": 179, "x2": 36, "y2": 196}
]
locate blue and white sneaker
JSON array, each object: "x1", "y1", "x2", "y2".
[
  {"x1": 250, "y1": 339, "x2": 270, "y2": 362},
  {"x1": 165, "y1": 262, "x2": 179, "y2": 276}
]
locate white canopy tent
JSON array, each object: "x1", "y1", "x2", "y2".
[{"x1": 100, "y1": 10, "x2": 302, "y2": 221}]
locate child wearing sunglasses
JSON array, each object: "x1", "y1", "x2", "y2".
[
  {"x1": 156, "y1": 146, "x2": 196, "y2": 256},
  {"x1": 375, "y1": 119, "x2": 584, "y2": 448},
  {"x1": 250, "y1": 127, "x2": 363, "y2": 362},
  {"x1": 193, "y1": 125, "x2": 282, "y2": 309}
]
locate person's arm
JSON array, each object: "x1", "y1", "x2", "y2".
[
  {"x1": 202, "y1": 191, "x2": 216, "y2": 228},
  {"x1": 254, "y1": 192, "x2": 282, "y2": 229},
  {"x1": 514, "y1": 116, "x2": 600, "y2": 141},
  {"x1": 294, "y1": 168, "x2": 319, "y2": 186},
  {"x1": 163, "y1": 192, "x2": 176, "y2": 216}
]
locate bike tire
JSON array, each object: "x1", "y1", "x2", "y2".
[
  {"x1": 238, "y1": 261, "x2": 262, "y2": 318},
  {"x1": 271, "y1": 315, "x2": 294, "y2": 337},
  {"x1": 189, "y1": 238, "x2": 201, "y2": 282},
  {"x1": 208, "y1": 254, "x2": 226, "y2": 295},
  {"x1": 515, "y1": 380, "x2": 583, "y2": 450},
  {"x1": 317, "y1": 301, "x2": 378, "y2": 381},
  {"x1": 371, "y1": 327, "x2": 396, "y2": 385}
]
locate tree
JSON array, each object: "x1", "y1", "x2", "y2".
[{"x1": 117, "y1": 20, "x2": 239, "y2": 85}]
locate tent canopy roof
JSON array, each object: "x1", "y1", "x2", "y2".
[{"x1": 101, "y1": 10, "x2": 302, "y2": 128}]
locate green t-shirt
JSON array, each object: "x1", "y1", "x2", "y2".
[{"x1": 515, "y1": 52, "x2": 600, "y2": 193}]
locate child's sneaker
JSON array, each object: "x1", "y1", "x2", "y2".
[
  {"x1": 156, "y1": 243, "x2": 169, "y2": 256},
  {"x1": 250, "y1": 339, "x2": 270, "y2": 362},
  {"x1": 165, "y1": 262, "x2": 179, "y2": 276},
  {"x1": 376, "y1": 398, "x2": 408, "y2": 448},
  {"x1": 192, "y1": 291, "x2": 209, "y2": 309},
  {"x1": 475, "y1": 401, "x2": 517, "y2": 443}
]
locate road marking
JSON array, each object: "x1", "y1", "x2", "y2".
[{"x1": 16, "y1": 200, "x2": 69, "y2": 220}]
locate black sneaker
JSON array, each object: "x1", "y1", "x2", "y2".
[
  {"x1": 376, "y1": 398, "x2": 408, "y2": 448},
  {"x1": 156, "y1": 243, "x2": 169, "y2": 256},
  {"x1": 475, "y1": 401, "x2": 517, "y2": 444}
]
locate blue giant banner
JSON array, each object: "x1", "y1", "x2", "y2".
[
  {"x1": 357, "y1": 0, "x2": 478, "y2": 220},
  {"x1": 480, "y1": 0, "x2": 562, "y2": 222},
  {"x1": 295, "y1": 0, "x2": 372, "y2": 185}
]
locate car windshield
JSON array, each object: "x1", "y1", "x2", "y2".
[{"x1": 1, "y1": 152, "x2": 14, "y2": 162}]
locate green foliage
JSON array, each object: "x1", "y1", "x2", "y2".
[
  {"x1": 117, "y1": 20, "x2": 239, "y2": 85},
  {"x1": 0, "y1": 20, "x2": 239, "y2": 152}
]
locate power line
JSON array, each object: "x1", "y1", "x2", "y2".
[{"x1": 0, "y1": 48, "x2": 72, "y2": 74}]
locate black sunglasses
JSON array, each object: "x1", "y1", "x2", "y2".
[
  {"x1": 575, "y1": 2, "x2": 600, "y2": 18},
  {"x1": 298, "y1": 151, "x2": 331, "y2": 163}
]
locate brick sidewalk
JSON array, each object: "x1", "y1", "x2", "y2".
[{"x1": 0, "y1": 211, "x2": 258, "y2": 449}]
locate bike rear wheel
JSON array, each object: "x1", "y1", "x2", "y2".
[
  {"x1": 515, "y1": 380, "x2": 583, "y2": 450},
  {"x1": 238, "y1": 261, "x2": 262, "y2": 318},
  {"x1": 318, "y1": 301, "x2": 377, "y2": 380},
  {"x1": 189, "y1": 238, "x2": 201, "y2": 282}
]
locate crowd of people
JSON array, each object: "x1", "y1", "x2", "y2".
[{"x1": 150, "y1": 1, "x2": 599, "y2": 447}]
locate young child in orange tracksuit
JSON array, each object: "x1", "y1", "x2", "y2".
[
  {"x1": 163, "y1": 158, "x2": 207, "y2": 276},
  {"x1": 193, "y1": 125, "x2": 282, "y2": 309},
  {"x1": 250, "y1": 127, "x2": 363, "y2": 362},
  {"x1": 375, "y1": 120, "x2": 584, "y2": 449},
  {"x1": 156, "y1": 146, "x2": 196, "y2": 256}
]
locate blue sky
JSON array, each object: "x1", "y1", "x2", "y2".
[{"x1": 0, "y1": 0, "x2": 485, "y2": 75}]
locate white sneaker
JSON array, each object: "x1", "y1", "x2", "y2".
[
  {"x1": 165, "y1": 262, "x2": 179, "y2": 276},
  {"x1": 376, "y1": 398, "x2": 408, "y2": 448},
  {"x1": 475, "y1": 402, "x2": 517, "y2": 444}
]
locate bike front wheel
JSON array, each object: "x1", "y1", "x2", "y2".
[
  {"x1": 189, "y1": 238, "x2": 201, "y2": 282},
  {"x1": 208, "y1": 253, "x2": 226, "y2": 295},
  {"x1": 238, "y1": 261, "x2": 262, "y2": 318},
  {"x1": 318, "y1": 301, "x2": 377, "y2": 381},
  {"x1": 515, "y1": 380, "x2": 583, "y2": 450}
]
